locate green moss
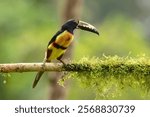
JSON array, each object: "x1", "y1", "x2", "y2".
[{"x1": 59, "y1": 55, "x2": 150, "y2": 99}]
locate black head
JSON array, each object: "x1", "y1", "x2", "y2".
[
  {"x1": 61, "y1": 19, "x2": 99, "y2": 35},
  {"x1": 61, "y1": 19, "x2": 79, "y2": 34}
]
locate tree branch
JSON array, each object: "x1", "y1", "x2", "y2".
[
  {"x1": 0, "y1": 63, "x2": 63, "y2": 73},
  {"x1": 0, "y1": 56, "x2": 150, "y2": 76},
  {"x1": 1, "y1": 56, "x2": 150, "y2": 99}
]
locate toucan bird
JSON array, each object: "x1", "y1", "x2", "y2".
[{"x1": 32, "y1": 19, "x2": 99, "y2": 88}]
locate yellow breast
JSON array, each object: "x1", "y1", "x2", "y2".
[
  {"x1": 47, "y1": 30, "x2": 74, "y2": 61},
  {"x1": 55, "y1": 31, "x2": 74, "y2": 48}
]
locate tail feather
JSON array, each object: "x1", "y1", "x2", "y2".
[
  {"x1": 33, "y1": 52, "x2": 50, "y2": 88},
  {"x1": 32, "y1": 71, "x2": 44, "y2": 88}
]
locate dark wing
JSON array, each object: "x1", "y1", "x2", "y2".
[{"x1": 47, "y1": 29, "x2": 63, "y2": 47}]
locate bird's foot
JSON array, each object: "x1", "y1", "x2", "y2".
[{"x1": 59, "y1": 59, "x2": 66, "y2": 66}]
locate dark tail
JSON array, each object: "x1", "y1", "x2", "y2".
[{"x1": 32, "y1": 71, "x2": 44, "y2": 88}]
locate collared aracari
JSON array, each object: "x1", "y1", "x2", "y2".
[{"x1": 32, "y1": 19, "x2": 99, "y2": 88}]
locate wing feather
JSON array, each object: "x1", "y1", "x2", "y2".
[{"x1": 47, "y1": 30, "x2": 63, "y2": 47}]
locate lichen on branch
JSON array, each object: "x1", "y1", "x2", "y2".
[{"x1": 61, "y1": 55, "x2": 150, "y2": 99}]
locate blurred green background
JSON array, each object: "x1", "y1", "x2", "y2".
[{"x1": 0, "y1": 0, "x2": 150, "y2": 99}]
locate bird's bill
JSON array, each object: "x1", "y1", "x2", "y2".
[{"x1": 77, "y1": 20, "x2": 99, "y2": 35}]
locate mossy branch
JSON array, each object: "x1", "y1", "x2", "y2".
[
  {"x1": 60, "y1": 56, "x2": 150, "y2": 99},
  {"x1": 0, "y1": 56, "x2": 150, "y2": 75},
  {"x1": 1, "y1": 56, "x2": 150, "y2": 99}
]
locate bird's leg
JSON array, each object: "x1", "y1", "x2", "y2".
[
  {"x1": 42, "y1": 60, "x2": 46, "y2": 66},
  {"x1": 57, "y1": 54, "x2": 66, "y2": 65},
  {"x1": 41, "y1": 51, "x2": 51, "y2": 69},
  {"x1": 42, "y1": 52, "x2": 47, "y2": 68},
  {"x1": 58, "y1": 59, "x2": 66, "y2": 65}
]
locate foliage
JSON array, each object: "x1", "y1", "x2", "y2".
[{"x1": 59, "y1": 56, "x2": 150, "y2": 99}]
